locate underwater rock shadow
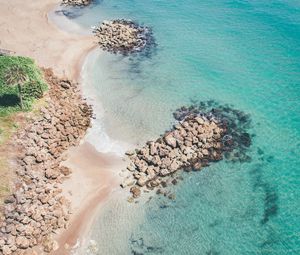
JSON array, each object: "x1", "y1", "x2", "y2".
[
  {"x1": 250, "y1": 162, "x2": 279, "y2": 225},
  {"x1": 130, "y1": 235, "x2": 164, "y2": 255}
]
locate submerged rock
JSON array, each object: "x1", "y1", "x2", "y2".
[{"x1": 130, "y1": 186, "x2": 141, "y2": 198}]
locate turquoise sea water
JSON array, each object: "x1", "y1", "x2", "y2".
[{"x1": 58, "y1": 1, "x2": 300, "y2": 254}]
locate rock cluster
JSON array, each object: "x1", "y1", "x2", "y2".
[
  {"x1": 0, "y1": 68, "x2": 92, "y2": 255},
  {"x1": 122, "y1": 114, "x2": 225, "y2": 198},
  {"x1": 93, "y1": 19, "x2": 153, "y2": 55},
  {"x1": 61, "y1": 0, "x2": 92, "y2": 6},
  {"x1": 174, "y1": 102, "x2": 252, "y2": 163}
]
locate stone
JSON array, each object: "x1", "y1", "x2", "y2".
[
  {"x1": 149, "y1": 142, "x2": 158, "y2": 155},
  {"x1": 0, "y1": 239, "x2": 5, "y2": 247},
  {"x1": 127, "y1": 163, "x2": 136, "y2": 172},
  {"x1": 127, "y1": 197, "x2": 134, "y2": 203},
  {"x1": 193, "y1": 162, "x2": 202, "y2": 170},
  {"x1": 36, "y1": 153, "x2": 46, "y2": 163},
  {"x1": 171, "y1": 179, "x2": 178, "y2": 185},
  {"x1": 148, "y1": 180, "x2": 159, "y2": 188},
  {"x1": 135, "y1": 159, "x2": 148, "y2": 172},
  {"x1": 168, "y1": 193, "x2": 176, "y2": 200},
  {"x1": 202, "y1": 149, "x2": 209, "y2": 156},
  {"x1": 169, "y1": 148, "x2": 181, "y2": 159},
  {"x1": 164, "y1": 133, "x2": 177, "y2": 148},
  {"x1": 184, "y1": 140, "x2": 193, "y2": 147},
  {"x1": 130, "y1": 186, "x2": 141, "y2": 198},
  {"x1": 42, "y1": 237, "x2": 59, "y2": 253},
  {"x1": 2, "y1": 245, "x2": 12, "y2": 255},
  {"x1": 161, "y1": 157, "x2": 172, "y2": 168},
  {"x1": 45, "y1": 169, "x2": 60, "y2": 179},
  {"x1": 41, "y1": 133, "x2": 50, "y2": 139},
  {"x1": 170, "y1": 161, "x2": 180, "y2": 172},
  {"x1": 4, "y1": 196, "x2": 16, "y2": 204},
  {"x1": 60, "y1": 166, "x2": 72, "y2": 176},
  {"x1": 160, "y1": 181, "x2": 167, "y2": 188},
  {"x1": 195, "y1": 116, "x2": 204, "y2": 125},
  {"x1": 137, "y1": 176, "x2": 148, "y2": 186},
  {"x1": 158, "y1": 146, "x2": 169, "y2": 157},
  {"x1": 22, "y1": 156, "x2": 35, "y2": 165},
  {"x1": 125, "y1": 150, "x2": 136, "y2": 156},
  {"x1": 151, "y1": 155, "x2": 161, "y2": 166},
  {"x1": 16, "y1": 236, "x2": 30, "y2": 249},
  {"x1": 120, "y1": 178, "x2": 135, "y2": 188},
  {"x1": 146, "y1": 167, "x2": 156, "y2": 179},
  {"x1": 60, "y1": 81, "x2": 70, "y2": 89}
]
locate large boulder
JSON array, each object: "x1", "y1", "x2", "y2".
[
  {"x1": 164, "y1": 133, "x2": 177, "y2": 148},
  {"x1": 160, "y1": 168, "x2": 170, "y2": 177}
]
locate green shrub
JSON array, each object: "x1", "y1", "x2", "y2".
[{"x1": 0, "y1": 56, "x2": 48, "y2": 116}]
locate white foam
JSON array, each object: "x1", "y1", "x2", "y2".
[{"x1": 80, "y1": 49, "x2": 133, "y2": 156}]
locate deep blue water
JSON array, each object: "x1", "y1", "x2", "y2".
[{"x1": 59, "y1": 0, "x2": 300, "y2": 254}]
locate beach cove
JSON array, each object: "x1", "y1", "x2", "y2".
[{"x1": 0, "y1": 0, "x2": 300, "y2": 254}]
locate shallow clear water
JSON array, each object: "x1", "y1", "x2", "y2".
[{"x1": 59, "y1": 0, "x2": 300, "y2": 254}]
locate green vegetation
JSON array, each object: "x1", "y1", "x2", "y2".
[
  {"x1": 4, "y1": 65, "x2": 29, "y2": 109},
  {"x1": 0, "y1": 55, "x2": 47, "y2": 116}
]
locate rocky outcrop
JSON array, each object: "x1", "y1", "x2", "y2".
[
  {"x1": 0, "y1": 68, "x2": 92, "y2": 254},
  {"x1": 122, "y1": 101, "x2": 253, "y2": 200},
  {"x1": 93, "y1": 19, "x2": 154, "y2": 55},
  {"x1": 122, "y1": 113, "x2": 225, "y2": 199},
  {"x1": 174, "y1": 102, "x2": 252, "y2": 163},
  {"x1": 61, "y1": 0, "x2": 92, "y2": 6}
]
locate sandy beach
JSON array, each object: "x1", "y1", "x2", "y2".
[
  {"x1": 54, "y1": 143, "x2": 124, "y2": 255},
  {"x1": 0, "y1": 1, "x2": 124, "y2": 254},
  {"x1": 0, "y1": 0, "x2": 94, "y2": 80}
]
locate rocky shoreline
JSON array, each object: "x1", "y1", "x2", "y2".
[
  {"x1": 93, "y1": 19, "x2": 154, "y2": 55},
  {"x1": 0, "y1": 69, "x2": 92, "y2": 255}
]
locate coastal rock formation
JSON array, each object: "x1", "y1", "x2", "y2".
[
  {"x1": 0, "y1": 69, "x2": 92, "y2": 254},
  {"x1": 61, "y1": 0, "x2": 92, "y2": 7},
  {"x1": 93, "y1": 19, "x2": 154, "y2": 55},
  {"x1": 174, "y1": 101, "x2": 252, "y2": 163},
  {"x1": 123, "y1": 101, "x2": 252, "y2": 199},
  {"x1": 122, "y1": 113, "x2": 225, "y2": 198}
]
